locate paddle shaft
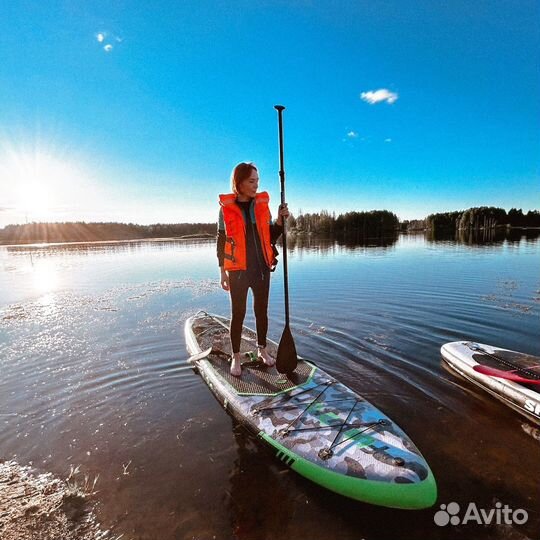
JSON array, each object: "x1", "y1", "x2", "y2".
[
  {"x1": 274, "y1": 105, "x2": 298, "y2": 374},
  {"x1": 275, "y1": 105, "x2": 290, "y2": 326}
]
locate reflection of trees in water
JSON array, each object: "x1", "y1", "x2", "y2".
[
  {"x1": 226, "y1": 418, "x2": 294, "y2": 540},
  {"x1": 283, "y1": 228, "x2": 540, "y2": 253},
  {"x1": 336, "y1": 232, "x2": 398, "y2": 249},
  {"x1": 284, "y1": 232, "x2": 398, "y2": 254},
  {"x1": 5, "y1": 238, "x2": 214, "y2": 256},
  {"x1": 426, "y1": 228, "x2": 540, "y2": 246}
]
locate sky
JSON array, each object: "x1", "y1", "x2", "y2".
[{"x1": 0, "y1": 0, "x2": 539, "y2": 226}]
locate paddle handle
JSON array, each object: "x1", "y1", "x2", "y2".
[{"x1": 275, "y1": 105, "x2": 290, "y2": 326}]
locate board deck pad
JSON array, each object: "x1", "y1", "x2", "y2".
[
  {"x1": 192, "y1": 315, "x2": 314, "y2": 395},
  {"x1": 186, "y1": 312, "x2": 437, "y2": 509},
  {"x1": 470, "y1": 347, "x2": 540, "y2": 380},
  {"x1": 193, "y1": 313, "x2": 266, "y2": 356},
  {"x1": 207, "y1": 352, "x2": 314, "y2": 395}
]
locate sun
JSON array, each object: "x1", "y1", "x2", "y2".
[
  {"x1": 17, "y1": 180, "x2": 53, "y2": 217},
  {"x1": 13, "y1": 151, "x2": 65, "y2": 220},
  {"x1": 1, "y1": 144, "x2": 84, "y2": 223}
]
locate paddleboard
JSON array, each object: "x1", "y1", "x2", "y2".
[
  {"x1": 185, "y1": 311, "x2": 437, "y2": 509},
  {"x1": 441, "y1": 341, "x2": 540, "y2": 424}
]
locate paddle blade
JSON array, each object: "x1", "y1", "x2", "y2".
[
  {"x1": 276, "y1": 324, "x2": 298, "y2": 374},
  {"x1": 473, "y1": 364, "x2": 540, "y2": 385}
]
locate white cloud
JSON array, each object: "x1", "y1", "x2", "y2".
[
  {"x1": 385, "y1": 138, "x2": 392, "y2": 143},
  {"x1": 360, "y1": 89, "x2": 398, "y2": 105},
  {"x1": 347, "y1": 131, "x2": 359, "y2": 138},
  {"x1": 95, "y1": 30, "x2": 123, "y2": 51}
]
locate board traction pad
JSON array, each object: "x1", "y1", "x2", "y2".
[
  {"x1": 471, "y1": 348, "x2": 540, "y2": 380},
  {"x1": 193, "y1": 314, "x2": 314, "y2": 395},
  {"x1": 207, "y1": 354, "x2": 314, "y2": 395}
]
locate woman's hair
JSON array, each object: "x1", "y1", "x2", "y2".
[{"x1": 230, "y1": 162, "x2": 257, "y2": 194}]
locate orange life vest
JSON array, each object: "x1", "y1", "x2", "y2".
[{"x1": 219, "y1": 191, "x2": 276, "y2": 271}]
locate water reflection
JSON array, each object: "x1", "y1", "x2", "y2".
[
  {"x1": 426, "y1": 228, "x2": 540, "y2": 246},
  {"x1": 32, "y1": 260, "x2": 59, "y2": 294},
  {"x1": 227, "y1": 420, "x2": 295, "y2": 539},
  {"x1": 286, "y1": 232, "x2": 398, "y2": 254},
  {"x1": 5, "y1": 238, "x2": 214, "y2": 257},
  {"x1": 286, "y1": 228, "x2": 540, "y2": 252}
]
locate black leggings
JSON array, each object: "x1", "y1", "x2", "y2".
[{"x1": 229, "y1": 270, "x2": 270, "y2": 353}]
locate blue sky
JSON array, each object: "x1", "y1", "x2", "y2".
[{"x1": 0, "y1": 0, "x2": 538, "y2": 226}]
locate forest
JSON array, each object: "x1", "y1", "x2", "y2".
[
  {"x1": 1, "y1": 207, "x2": 538, "y2": 244},
  {"x1": 289, "y1": 209, "x2": 399, "y2": 236},
  {"x1": 424, "y1": 207, "x2": 540, "y2": 233},
  {"x1": 0, "y1": 222, "x2": 215, "y2": 244}
]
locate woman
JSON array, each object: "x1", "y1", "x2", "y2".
[{"x1": 217, "y1": 162, "x2": 289, "y2": 376}]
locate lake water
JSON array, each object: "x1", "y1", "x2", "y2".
[{"x1": 0, "y1": 232, "x2": 539, "y2": 540}]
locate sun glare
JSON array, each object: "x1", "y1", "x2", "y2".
[
  {"x1": 17, "y1": 182, "x2": 52, "y2": 216},
  {"x1": 1, "y1": 144, "x2": 88, "y2": 223},
  {"x1": 33, "y1": 260, "x2": 59, "y2": 295}
]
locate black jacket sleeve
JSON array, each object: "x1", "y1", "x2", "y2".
[
  {"x1": 270, "y1": 222, "x2": 283, "y2": 244},
  {"x1": 217, "y1": 209, "x2": 225, "y2": 267}
]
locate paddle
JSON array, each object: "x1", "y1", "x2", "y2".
[
  {"x1": 274, "y1": 105, "x2": 298, "y2": 375},
  {"x1": 473, "y1": 364, "x2": 540, "y2": 385}
]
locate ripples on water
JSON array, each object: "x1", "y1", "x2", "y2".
[{"x1": 0, "y1": 233, "x2": 539, "y2": 540}]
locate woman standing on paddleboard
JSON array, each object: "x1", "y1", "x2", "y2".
[{"x1": 217, "y1": 162, "x2": 289, "y2": 376}]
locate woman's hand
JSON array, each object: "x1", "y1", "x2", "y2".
[
  {"x1": 220, "y1": 268, "x2": 230, "y2": 291},
  {"x1": 276, "y1": 203, "x2": 290, "y2": 226}
]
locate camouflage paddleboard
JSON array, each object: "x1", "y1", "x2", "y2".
[
  {"x1": 185, "y1": 312, "x2": 437, "y2": 509},
  {"x1": 441, "y1": 341, "x2": 540, "y2": 425}
]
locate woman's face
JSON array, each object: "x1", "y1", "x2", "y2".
[{"x1": 238, "y1": 169, "x2": 259, "y2": 198}]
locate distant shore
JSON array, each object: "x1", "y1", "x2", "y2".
[
  {"x1": 0, "y1": 222, "x2": 216, "y2": 246},
  {"x1": 2, "y1": 228, "x2": 540, "y2": 248},
  {"x1": 1, "y1": 206, "x2": 538, "y2": 245}
]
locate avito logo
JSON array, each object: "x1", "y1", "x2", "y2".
[{"x1": 434, "y1": 502, "x2": 528, "y2": 527}]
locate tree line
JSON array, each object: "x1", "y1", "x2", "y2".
[
  {"x1": 424, "y1": 207, "x2": 540, "y2": 233},
  {"x1": 1, "y1": 206, "x2": 537, "y2": 244},
  {"x1": 0, "y1": 222, "x2": 215, "y2": 244},
  {"x1": 289, "y1": 209, "x2": 399, "y2": 236},
  {"x1": 289, "y1": 207, "x2": 539, "y2": 235}
]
